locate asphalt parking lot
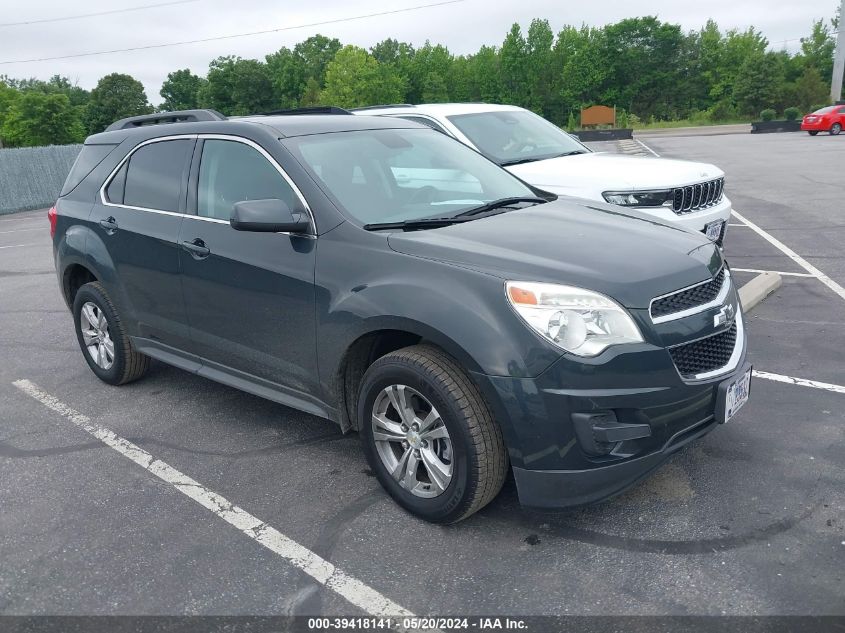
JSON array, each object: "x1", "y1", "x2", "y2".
[{"x1": 1, "y1": 131, "x2": 843, "y2": 621}]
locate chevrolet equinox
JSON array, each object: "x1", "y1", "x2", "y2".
[{"x1": 51, "y1": 108, "x2": 751, "y2": 523}]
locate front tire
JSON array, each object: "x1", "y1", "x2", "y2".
[
  {"x1": 830, "y1": 123, "x2": 842, "y2": 136},
  {"x1": 73, "y1": 281, "x2": 149, "y2": 385},
  {"x1": 808, "y1": 131, "x2": 819, "y2": 136},
  {"x1": 358, "y1": 345, "x2": 508, "y2": 523}
]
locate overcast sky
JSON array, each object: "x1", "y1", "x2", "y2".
[{"x1": 0, "y1": 0, "x2": 840, "y2": 105}]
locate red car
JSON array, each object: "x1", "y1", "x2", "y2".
[{"x1": 801, "y1": 105, "x2": 845, "y2": 136}]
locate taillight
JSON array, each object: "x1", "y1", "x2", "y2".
[{"x1": 48, "y1": 206, "x2": 57, "y2": 238}]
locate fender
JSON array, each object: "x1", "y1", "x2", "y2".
[
  {"x1": 56, "y1": 224, "x2": 133, "y2": 324},
  {"x1": 316, "y1": 264, "x2": 562, "y2": 386}
]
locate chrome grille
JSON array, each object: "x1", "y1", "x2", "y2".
[{"x1": 672, "y1": 178, "x2": 724, "y2": 214}]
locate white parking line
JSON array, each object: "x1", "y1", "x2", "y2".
[
  {"x1": 0, "y1": 242, "x2": 40, "y2": 250},
  {"x1": 12, "y1": 379, "x2": 416, "y2": 619},
  {"x1": 0, "y1": 227, "x2": 42, "y2": 234},
  {"x1": 731, "y1": 268, "x2": 815, "y2": 278},
  {"x1": 635, "y1": 139, "x2": 660, "y2": 157},
  {"x1": 731, "y1": 210, "x2": 845, "y2": 303},
  {"x1": 0, "y1": 215, "x2": 42, "y2": 223},
  {"x1": 753, "y1": 370, "x2": 845, "y2": 395}
]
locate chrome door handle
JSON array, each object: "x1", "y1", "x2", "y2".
[{"x1": 181, "y1": 239, "x2": 210, "y2": 259}]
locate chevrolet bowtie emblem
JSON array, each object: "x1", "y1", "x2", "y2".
[{"x1": 714, "y1": 303, "x2": 735, "y2": 327}]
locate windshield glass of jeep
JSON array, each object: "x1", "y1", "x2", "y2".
[{"x1": 447, "y1": 110, "x2": 587, "y2": 165}]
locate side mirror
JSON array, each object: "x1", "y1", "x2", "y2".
[{"x1": 230, "y1": 198, "x2": 310, "y2": 233}]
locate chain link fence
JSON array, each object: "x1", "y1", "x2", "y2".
[{"x1": 0, "y1": 144, "x2": 82, "y2": 215}]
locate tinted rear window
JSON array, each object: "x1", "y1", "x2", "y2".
[
  {"x1": 60, "y1": 144, "x2": 118, "y2": 196},
  {"x1": 123, "y1": 139, "x2": 192, "y2": 212}
]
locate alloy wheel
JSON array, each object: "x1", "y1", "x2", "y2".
[
  {"x1": 79, "y1": 301, "x2": 114, "y2": 370},
  {"x1": 371, "y1": 384, "x2": 453, "y2": 498}
]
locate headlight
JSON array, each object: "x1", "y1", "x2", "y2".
[
  {"x1": 506, "y1": 282, "x2": 643, "y2": 356},
  {"x1": 603, "y1": 190, "x2": 673, "y2": 207}
]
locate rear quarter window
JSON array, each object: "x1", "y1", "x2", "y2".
[{"x1": 60, "y1": 144, "x2": 119, "y2": 196}]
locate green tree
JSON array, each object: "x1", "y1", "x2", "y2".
[
  {"x1": 265, "y1": 47, "x2": 306, "y2": 108},
  {"x1": 371, "y1": 38, "x2": 415, "y2": 100},
  {"x1": 0, "y1": 80, "x2": 20, "y2": 146},
  {"x1": 422, "y1": 72, "x2": 449, "y2": 102},
  {"x1": 455, "y1": 46, "x2": 502, "y2": 103},
  {"x1": 790, "y1": 67, "x2": 830, "y2": 111},
  {"x1": 295, "y1": 35, "x2": 342, "y2": 88},
  {"x1": 300, "y1": 77, "x2": 322, "y2": 106},
  {"x1": 524, "y1": 18, "x2": 554, "y2": 116},
  {"x1": 550, "y1": 25, "x2": 607, "y2": 123},
  {"x1": 160, "y1": 69, "x2": 205, "y2": 111},
  {"x1": 2, "y1": 91, "x2": 84, "y2": 146},
  {"x1": 407, "y1": 42, "x2": 452, "y2": 103},
  {"x1": 85, "y1": 73, "x2": 152, "y2": 134},
  {"x1": 320, "y1": 45, "x2": 405, "y2": 108},
  {"x1": 710, "y1": 27, "x2": 768, "y2": 105},
  {"x1": 500, "y1": 24, "x2": 529, "y2": 105},
  {"x1": 799, "y1": 19, "x2": 835, "y2": 82},
  {"x1": 599, "y1": 17, "x2": 686, "y2": 119},
  {"x1": 733, "y1": 51, "x2": 785, "y2": 115},
  {"x1": 199, "y1": 56, "x2": 276, "y2": 116}
]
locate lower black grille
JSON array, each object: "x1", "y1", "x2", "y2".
[
  {"x1": 651, "y1": 268, "x2": 726, "y2": 319},
  {"x1": 669, "y1": 322, "x2": 737, "y2": 378}
]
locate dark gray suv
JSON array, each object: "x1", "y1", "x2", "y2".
[{"x1": 51, "y1": 108, "x2": 751, "y2": 523}]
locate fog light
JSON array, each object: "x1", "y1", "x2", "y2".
[{"x1": 572, "y1": 411, "x2": 651, "y2": 456}]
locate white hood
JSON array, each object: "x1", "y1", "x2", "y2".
[{"x1": 506, "y1": 152, "x2": 724, "y2": 197}]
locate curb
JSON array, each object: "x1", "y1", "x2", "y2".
[{"x1": 739, "y1": 271, "x2": 783, "y2": 312}]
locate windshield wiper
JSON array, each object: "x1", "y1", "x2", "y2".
[
  {"x1": 453, "y1": 196, "x2": 547, "y2": 218},
  {"x1": 500, "y1": 150, "x2": 587, "y2": 166},
  {"x1": 499, "y1": 157, "x2": 542, "y2": 166},
  {"x1": 363, "y1": 217, "x2": 470, "y2": 231},
  {"x1": 552, "y1": 150, "x2": 588, "y2": 157}
]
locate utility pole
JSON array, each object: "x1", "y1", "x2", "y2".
[{"x1": 833, "y1": 0, "x2": 845, "y2": 103}]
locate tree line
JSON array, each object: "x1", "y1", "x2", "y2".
[{"x1": 0, "y1": 15, "x2": 841, "y2": 148}]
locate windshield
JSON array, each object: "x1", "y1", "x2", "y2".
[
  {"x1": 812, "y1": 106, "x2": 836, "y2": 114},
  {"x1": 447, "y1": 110, "x2": 588, "y2": 165},
  {"x1": 284, "y1": 128, "x2": 537, "y2": 225}
]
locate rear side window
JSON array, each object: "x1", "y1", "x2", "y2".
[
  {"x1": 60, "y1": 144, "x2": 118, "y2": 196},
  {"x1": 122, "y1": 139, "x2": 192, "y2": 212},
  {"x1": 105, "y1": 163, "x2": 128, "y2": 204}
]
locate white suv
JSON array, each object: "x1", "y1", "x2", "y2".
[{"x1": 353, "y1": 103, "x2": 732, "y2": 243}]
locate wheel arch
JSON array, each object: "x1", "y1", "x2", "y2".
[{"x1": 333, "y1": 319, "x2": 484, "y2": 433}]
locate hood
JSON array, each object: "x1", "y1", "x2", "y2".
[
  {"x1": 506, "y1": 152, "x2": 724, "y2": 192},
  {"x1": 387, "y1": 200, "x2": 721, "y2": 309}
]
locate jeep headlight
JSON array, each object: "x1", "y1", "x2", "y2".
[
  {"x1": 603, "y1": 190, "x2": 673, "y2": 208},
  {"x1": 506, "y1": 282, "x2": 643, "y2": 356}
]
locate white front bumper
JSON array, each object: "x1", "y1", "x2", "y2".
[{"x1": 638, "y1": 195, "x2": 733, "y2": 236}]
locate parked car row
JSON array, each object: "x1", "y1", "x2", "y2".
[
  {"x1": 51, "y1": 105, "x2": 749, "y2": 522},
  {"x1": 353, "y1": 103, "x2": 733, "y2": 243}
]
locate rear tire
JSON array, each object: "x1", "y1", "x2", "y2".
[
  {"x1": 808, "y1": 131, "x2": 819, "y2": 136},
  {"x1": 73, "y1": 281, "x2": 149, "y2": 385},
  {"x1": 358, "y1": 345, "x2": 508, "y2": 523},
  {"x1": 830, "y1": 123, "x2": 842, "y2": 136}
]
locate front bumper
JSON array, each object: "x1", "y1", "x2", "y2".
[
  {"x1": 471, "y1": 304, "x2": 748, "y2": 509},
  {"x1": 638, "y1": 195, "x2": 732, "y2": 238}
]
